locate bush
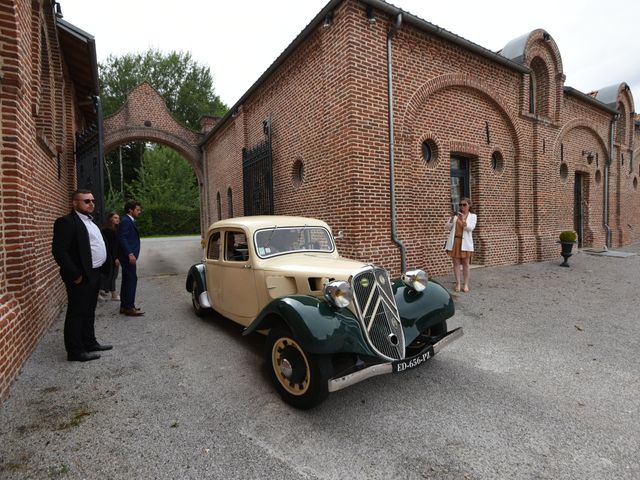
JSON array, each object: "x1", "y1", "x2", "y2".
[
  {"x1": 136, "y1": 206, "x2": 200, "y2": 236},
  {"x1": 559, "y1": 230, "x2": 577, "y2": 243}
]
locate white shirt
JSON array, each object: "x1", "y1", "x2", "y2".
[{"x1": 75, "y1": 211, "x2": 107, "y2": 268}]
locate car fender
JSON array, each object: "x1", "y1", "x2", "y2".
[
  {"x1": 186, "y1": 263, "x2": 206, "y2": 294},
  {"x1": 393, "y1": 278, "x2": 455, "y2": 345},
  {"x1": 243, "y1": 295, "x2": 378, "y2": 357}
]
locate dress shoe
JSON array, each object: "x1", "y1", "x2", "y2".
[
  {"x1": 86, "y1": 343, "x2": 113, "y2": 352},
  {"x1": 67, "y1": 352, "x2": 100, "y2": 362},
  {"x1": 120, "y1": 307, "x2": 143, "y2": 313},
  {"x1": 122, "y1": 308, "x2": 145, "y2": 316}
]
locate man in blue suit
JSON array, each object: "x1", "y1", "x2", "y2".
[{"x1": 118, "y1": 200, "x2": 144, "y2": 316}]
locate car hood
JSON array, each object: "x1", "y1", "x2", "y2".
[{"x1": 258, "y1": 253, "x2": 368, "y2": 281}]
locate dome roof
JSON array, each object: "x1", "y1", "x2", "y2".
[
  {"x1": 499, "y1": 32, "x2": 532, "y2": 64},
  {"x1": 592, "y1": 84, "x2": 625, "y2": 109}
]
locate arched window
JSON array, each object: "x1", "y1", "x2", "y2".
[
  {"x1": 36, "y1": 26, "x2": 54, "y2": 142},
  {"x1": 529, "y1": 73, "x2": 536, "y2": 114},
  {"x1": 216, "y1": 192, "x2": 221, "y2": 220},
  {"x1": 227, "y1": 187, "x2": 233, "y2": 218},
  {"x1": 529, "y1": 57, "x2": 550, "y2": 117},
  {"x1": 616, "y1": 103, "x2": 627, "y2": 145}
]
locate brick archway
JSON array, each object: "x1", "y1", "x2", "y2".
[
  {"x1": 103, "y1": 82, "x2": 204, "y2": 180},
  {"x1": 103, "y1": 81, "x2": 210, "y2": 231}
]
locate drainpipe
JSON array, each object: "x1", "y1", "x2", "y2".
[
  {"x1": 387, "y1": 12, "x2": 406, "y2": 273},
  {"x1": 604, "y1": 115, "x2": 616, "y2": 248}
]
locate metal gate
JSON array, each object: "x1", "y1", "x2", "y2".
[
  {"x1": 75, "y1": 97, "x2": 105, "y2": 224},
  {"x1": 242, "y1": 118, "x2": 273, "y2": 216}
]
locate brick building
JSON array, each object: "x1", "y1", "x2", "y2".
[
  {"x1": 0, "y1": 0, "x2": 98, "y2": 400},
  {"x1": 1, "y1": 0, "x2": 638, "y2": 403},
  {"x1": 202, "y1": 0, "x2": 638, "y2": 278}
]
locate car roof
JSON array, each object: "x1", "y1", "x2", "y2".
[{"x1": 207, "y1": 216, "x2": 332, "y2": 235}]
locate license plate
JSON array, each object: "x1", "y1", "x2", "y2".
[{"x1": 392, "y1": 346, "x2": 435, "y2": 373}]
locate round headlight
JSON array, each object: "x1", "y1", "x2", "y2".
[
  {"x1": 401, "y1": 269, "x2": 429, "y2": 292},
  {"x1": 323, "y1": 280, "x2": 353, "y2": 308}
]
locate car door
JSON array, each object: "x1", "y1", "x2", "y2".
[
  {"x1": 217, "y1": 229, "x2": 259, "y2": 326},
  {"x1": 204, "y1": 230, "x2": 223, "y2": 309}
]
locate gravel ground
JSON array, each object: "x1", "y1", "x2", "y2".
[{"x1": 1, "y1": 238, "x2": 639, "y2": 479}]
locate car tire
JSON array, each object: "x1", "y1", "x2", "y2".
[
  {"x1": 406, "y1": 320, "x2": 449, "y2": 356},
  {"x1": 191, "y1": 278, "x2": 208, "y2": 317},
  {"x1": 266, "y1": 327, "x2": 332, "y2": 410},
  {"x1": 429, "y1": 320, "x2": 447, "y2": 337}
]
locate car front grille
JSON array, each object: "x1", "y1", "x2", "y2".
[{"x1": 351, "y1": 266, "x2": 405, "y2": 360}]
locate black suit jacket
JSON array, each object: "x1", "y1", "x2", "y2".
[{"x1": 52, "y1": 211, "x2": 108, "y2": 283}]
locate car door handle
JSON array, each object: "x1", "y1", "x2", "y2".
[{"x1": 243, "y1": 264, "x2": 252, "y2": 269}]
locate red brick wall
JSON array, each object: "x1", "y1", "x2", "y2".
[
  {"x1": 204, "y1": 0, "x2": 638, "y2": 278},
  {"x1": 1, "y1": 0, "x2": 87, "y2": 401}
]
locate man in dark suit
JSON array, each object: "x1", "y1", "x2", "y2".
[
  {"x1": 52, "y1": 189, "x2": 113, "y2": 362},
  {"x1": 118, "y1": 200, "x2": 144, "y2": 316}
]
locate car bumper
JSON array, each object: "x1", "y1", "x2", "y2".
[
  {"x1": 327, "y1": 327, "x2": 464, "y2": 392},
  {"x1": 199, "y1": 292, "x2": 212, "y2": 308}
]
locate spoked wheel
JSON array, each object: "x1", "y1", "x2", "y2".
[
  {"x1": 191, "y1": 278, "x2": 207, "y2": 317},
  {"x1": 267, "y1": 328, "x2": 331, "y2": 409}
]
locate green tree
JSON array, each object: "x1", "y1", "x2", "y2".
[
  {"x1": 130, "y1": 146, "x2": 199, "y2": 208},
  {"x1": 99, "y1": 49, "x2": 227, "y2": 128},
  {"x1": 124, "y1": 146, "x2": 200, "y2": 236}
]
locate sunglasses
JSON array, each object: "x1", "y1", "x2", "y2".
[
  {"x1": 80, "y1": 199, "x2": 95, "y2": 204},
  {"x1": 459, "y1": 203, "x2": 468, "y2": 207}
]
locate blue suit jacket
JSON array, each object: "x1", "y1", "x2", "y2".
[{"x1": 117, "y1": 214, "x2": 140, "y2": 261}]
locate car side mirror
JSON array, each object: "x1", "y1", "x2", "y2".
[{"x1": 334, "y1": 230, "x2": 345, "y2": 240}]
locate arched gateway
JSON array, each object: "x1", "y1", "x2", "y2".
[{"x1": 103, "y1": 82, "x2": 209, "y2": 230}]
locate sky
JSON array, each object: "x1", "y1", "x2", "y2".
[{"x1": 59, "y1": 0, "x2": 640, "y2": 111}]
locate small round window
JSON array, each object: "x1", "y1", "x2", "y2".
[
  {"x1": 292, "y1": 159, "x2": 305, "y2": 187},
  {"x1": 560, "y1": 163, "x2": 569, "y2": 181},
  {"x1": 422, "y1": 142, "x2": 432, "y2": 162},
  {"x1": 421, "y1": 139, "x2": 438, "y2": 165},
  {"x1": 491, "y1": 151, "x2": 504, "y2": 172}
]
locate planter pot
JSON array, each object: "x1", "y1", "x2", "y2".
[{"x1": 560, "y1": 241, "x2": 576, "y2": 267}]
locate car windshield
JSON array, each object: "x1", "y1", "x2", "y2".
[{"x1": 254, "y1": 226, "x2": 334, "y2": 258}]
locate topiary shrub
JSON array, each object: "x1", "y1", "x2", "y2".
[{"x1": 559, "y1": 230, "x2": 577, "y2": 243}]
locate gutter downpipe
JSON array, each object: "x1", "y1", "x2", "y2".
[
  {"x1": 604, "y1": 116, "x2": 616, "y2": 248},
  {"x1": 387, "y1": 12, "x2": 406, "y2": 274}
]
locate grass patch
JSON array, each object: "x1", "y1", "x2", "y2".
[
  {"x1": 56, "y1": 405, "x2": 92, "y2": 430},
  {"x1": 46, "y1": 464, "x2": 69, "y2": 478}
]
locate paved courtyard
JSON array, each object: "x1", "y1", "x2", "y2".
[{"x1": 1, "y1": 237, "x2": 639, "y2": 479}]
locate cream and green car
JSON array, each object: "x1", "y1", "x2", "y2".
[{"x1": 186, "y1": 216, "x2": 462, "y2": 409}]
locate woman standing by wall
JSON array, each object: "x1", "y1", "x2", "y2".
[
  {"x1": 444, "y1": 198, "x2": 477, "y2": 293},
  {"x1": 100, "y1": 212, "x2": 121, "y2": 300}
]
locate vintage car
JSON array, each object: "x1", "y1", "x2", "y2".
[{"x1": 186, "y1": 216, "x2": 462, "y2": 409}]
